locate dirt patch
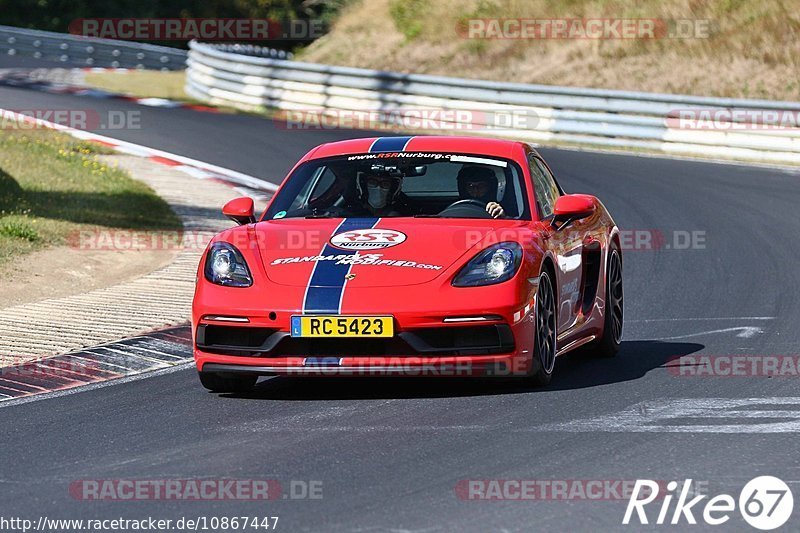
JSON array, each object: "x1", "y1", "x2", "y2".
[{"x1": 0, "y1": 246, "x2": 176, "y2": 308}]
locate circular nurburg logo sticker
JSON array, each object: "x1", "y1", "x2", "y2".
[{"x1": 330, "y1": 229, "x2": 407, "y2": 250}]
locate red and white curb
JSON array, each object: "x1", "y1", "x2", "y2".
[{"x1": 0, "y1": 326, "x2": 192, "y2": 405}]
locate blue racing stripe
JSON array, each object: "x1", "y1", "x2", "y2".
[
  {"x1": 369, "y1": 136, "x2": 414, "y2": 153},
  {"x1": 303, "y1": 218, "x2": 379, "y2": 314}
]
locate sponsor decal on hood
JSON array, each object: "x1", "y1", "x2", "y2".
[
  {"x1": 271, "y1": 252, "x2": 442, "y2": 270},
  {"x1": 329, "y1": 228, "x2": 407, "y2": 250}
]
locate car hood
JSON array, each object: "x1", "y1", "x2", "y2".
[{"x1": 254, "y1": 218, "x2": 527, "y2": 288}]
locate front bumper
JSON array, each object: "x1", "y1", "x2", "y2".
[
  {"x1": 193, "y1": 275, "x2": 537, "y2": 377},
  {"x1": 196, "y1": 322, "x2": 514, "y2": 356},
  {"x1": 193, "y1": 315, "x2": 534, "y2": 378},
  {"x1": 200, "y1": 356, "x2": 517, "y2": 377}
]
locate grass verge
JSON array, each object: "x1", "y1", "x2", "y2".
[
  {"x1": 0, "y1": 129, "x2": 181, "y2": 270},
  {"x1": 82, "y1": 70, "x2": 262, "y2": 116},
  {"x1": 83, "y1": 70, "x2": 191, "y2": 101}
]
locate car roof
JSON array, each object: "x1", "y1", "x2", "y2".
[{"x1": 302, "y1": 135, "x2": 536, "y2": 162}]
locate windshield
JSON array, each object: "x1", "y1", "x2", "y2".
[{"x1": 263, "y1": 153, "x2": 530, "y2": 220}]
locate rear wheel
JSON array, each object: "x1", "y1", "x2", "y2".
[
  {"x1": 529, "y1": 269, "x2": 557, "y2": 386},
  {"x1": 198, "y1": 371, "x2": 258, "y2": 393},
  {"x1": 594, "y1": 247, "x2": 623, "y2": 358}
]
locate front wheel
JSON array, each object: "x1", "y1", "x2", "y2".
[
  {"x1": 593, "y1": 247, "x2": 623, "y2": 358},
  {"x1": 198, "y1": 372, "x2": 258, "y2": 393},
  {"x1": 529, "y1": 270, "x2": 557, "y2": 386}
]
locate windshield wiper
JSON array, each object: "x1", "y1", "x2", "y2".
[{"x1": 413, "y1": 214, "x2": 441, "y2": 218}]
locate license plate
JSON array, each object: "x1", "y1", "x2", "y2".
[{"x1": 290, "y1": 316, "x2": 393, "y2": 338}]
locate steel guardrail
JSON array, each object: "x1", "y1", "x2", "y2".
[
  {"x1": 186, "y1": 40, "x2": 800, "y2": 164},
  {"x1": 0, "y1": 25, "x2": 187, "y2": 70}
]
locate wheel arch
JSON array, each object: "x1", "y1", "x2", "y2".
[
  {"x1": 609, "y1": 226, "x2": 622, "y2": 260},
  {"x1": 541, "y1": 254, "x2": 557, "y2": 283}
]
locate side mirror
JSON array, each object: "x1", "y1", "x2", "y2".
[
  {"x1": 552, "y1": 194, "x2": 596, "y2": 226},
  {"x1": 222, "y1": 197, "x2": 256, "y2": 225}
]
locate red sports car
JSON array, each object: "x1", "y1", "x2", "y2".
[{"x1": 192, "y1": 136, "x2": 623, "y2": 391}]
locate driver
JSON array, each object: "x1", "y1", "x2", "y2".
[
  {"x1": 355, "y1": 172, "x2": 405, "y2": 216},
  {"x1": 456, "y1": 166, "x2": 506, "y2": 218}
]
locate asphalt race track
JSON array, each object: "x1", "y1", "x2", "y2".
[{"x1": 2, "y1": 75, "x2": 800, "y2": 531}]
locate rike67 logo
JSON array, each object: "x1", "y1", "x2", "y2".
[
  {"x1": 330, "y1": 229, "x2": 407, "y2": 250},
  {"x1": 624, "y1": 476, "x2": 793, "y2": 530}
]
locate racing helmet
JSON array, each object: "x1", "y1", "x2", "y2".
[
  {"x1": 357, "y1": 170, "x2": 403, "y2": 209},
  {"x1": 457, "y1": 165, "x2": 502, "y2": 202}
]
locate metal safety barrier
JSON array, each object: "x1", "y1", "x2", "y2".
[
  {"x1": 186, "y1": 40, "x2": 800, "y2": 165},
  {"x1": 0, "y1": 25, "x2": 187, "y2": 70}
]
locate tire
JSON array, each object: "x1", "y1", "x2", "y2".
[
  {"x1": 593, "y1": 247, "x2": 623, "y2": 358},
  {"x1": 529, "y1": 269, "x2": 557, "y2": 386},
  {"x1": 198, "y1": 371, "x2": 258, "y2": 393}
]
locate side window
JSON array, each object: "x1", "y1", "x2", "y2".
[
  {"x1": 528, "y1": 155, "x2": 556, "y2": 218},
  {"x1": 534, "y1": 159, "x2": 561, "y2": 202},
  {"x1": 296, "y1": 166, "x2": 336, "y2": 208}
]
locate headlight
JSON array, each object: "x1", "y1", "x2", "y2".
[
  {"x1": 204, "y1": 242, "x2": 252, "y2": 287},
  {"x1": 452, "y1": 242, "x2": 523, "y2": 287}
]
